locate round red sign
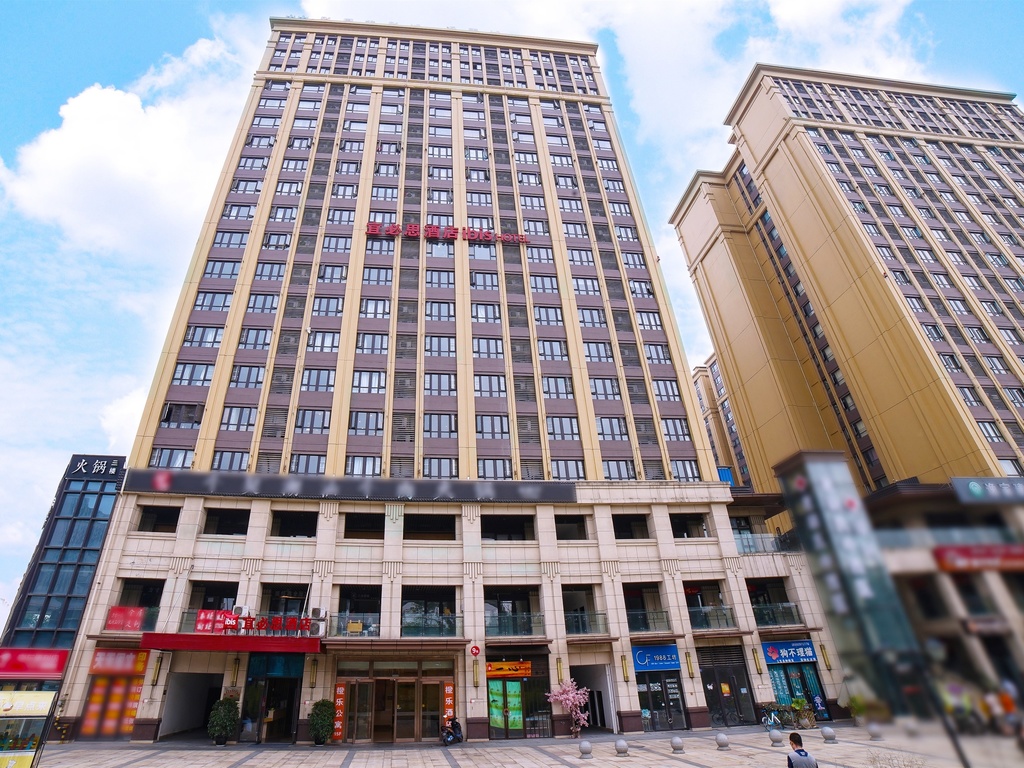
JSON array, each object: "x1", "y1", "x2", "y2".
[{"x1": 470, "y1": 645, "x2": 480, "y2": 657}]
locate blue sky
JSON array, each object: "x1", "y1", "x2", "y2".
[{"x1": 1, "y1": 0, "x2": 1022, "y2": 627}]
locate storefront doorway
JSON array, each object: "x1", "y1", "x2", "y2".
[
  {"x1": 238, "y1": 654, "x2": 302, "y2": 743},
  {"x1": 697, "y1": 646, "x2": 756, "y2": 726},
  {"x1": 488, "y1": 679, "x2": 525, "y2": 738},
  {"x1": 631, "y1": 644, "x2": 687, "y2": 731},
  {"x1": 484, "y1": 656, "x2": 551, "y2": 738},
  {"x1": 761, "y1": 640, "x2": 830, "y2": 720}
]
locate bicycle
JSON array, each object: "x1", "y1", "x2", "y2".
[
  {"x1": 761, "y1": 706, "x2": 782, "y2": 731},
  {"x1": 710, "y1": 709, "x2": 741, "y2": 727}
]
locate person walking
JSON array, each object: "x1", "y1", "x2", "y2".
[{"x1": 787, "y1": 732, "x2": 818, "y2": 768}]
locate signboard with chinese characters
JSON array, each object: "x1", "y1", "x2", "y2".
[
  {"x1": 88, "y1": 649, "x2": 149, "y2": 676},
  {"x1": 952, "y1": 476, "x2": 1024, "y2": 504},
  {"x1": 934, "y1": 544, "x2": 1024, "y2": 572},
  {"x1": 632, "y1": 644, "x2": 681, "y2": 671},
  {"x1": 0, "y1": 649, "x2": 69, "y2": 680},
  {"x1": 332, "y1": 681, "x2": 346, "y2": 741},
  {"x1": 67, "y1": 454, "x2": 124, "y2": 480},
  {"x1": 0, "y1": 691, "x2": 56, "y2": 768},
  {"x1": 485, "y1": 661, "x2": 532, "y2": 678},
  {"x1": 365, "y1": 222, "x2": 530, "y2": 243},
  {"x1": 762, "y1": 640, "x2": 818, "y2": 665},
  {"x1": 443, "y1": 680, "x2": 455, "y2": 723}
]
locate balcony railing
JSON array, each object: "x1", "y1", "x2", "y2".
[
  {"x1": 484, "y1": 613, "x2": 545, "y2": 637},
  {"x1": 688, "y1": 605, "x2": 736, "y2": 630},
  {"x1": 331, "y1": 612, "x2": 381, "y2": 637},
  {"x1": 104, "y1": 606, "x2": 159, "y2": 632},
  {"x1": 565, "y1": 611, "x2": 608, "y2": 635},
  {"x1": 626, "y1": 609, "x2": 671, "y2": 633},
  {"x1": 736, "y1": 532, "x2": 802, "y2": 554},
  {"x1": 876, "y1": 527, "x2": 1019, "y2": 549},
  {"x1": 401, "y1": 613, "x2": 463, "y2": 637},
  {"x1": 752, "y1": 602, "x2": 802, "y2": 627}
]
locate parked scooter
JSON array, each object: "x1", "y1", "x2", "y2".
[{"x1": 440, "y1": 716, "x2": 463, "y2": 746}]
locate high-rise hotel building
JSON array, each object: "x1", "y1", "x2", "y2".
[
  {"x1": 673, "y1": 65, "x2": 1024, "y2": 700},
  {"x1": 56, "y1": 28, "x2": 840, "y2": 744}
]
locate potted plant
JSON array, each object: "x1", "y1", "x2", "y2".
[
  {"x1": 847, "y1": 695, "x2": 868, "y2": 726},
  {"x1": 308, "y1": 698, "x2": 335, "y2": 746},
  {"x1": 207, "y1": 697, "x2": 239, "y2": 746},
  {"x1": 790, "y1": 697, "x2": 813, "y2": 729}
]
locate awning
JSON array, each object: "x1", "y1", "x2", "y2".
[{"x1": 140, "y1": 633, "x2": 321, "y2": 653}]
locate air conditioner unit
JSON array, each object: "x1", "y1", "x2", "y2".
[
  {"x1": 233, "y1": 605, "x2": 251, "y2": 617},
  {"x1": 311, "y1": 607, "x2": 324, "y2": 619},
  {"x1": 308, "y1": 619, "x2": 327, "y2": 637}
]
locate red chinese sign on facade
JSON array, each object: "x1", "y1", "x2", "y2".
[
  {"x1": 193, "y1": 610, "x2": 311, "y2": 635},
  {"x1": 443, "y1": 679, "x2": 455, "y2": 724},
  {"x1": 333, "y1": 681, "x2": 347, "y2": 741},
  {"x1": 104, "y1": 606, "x2": 146, "y2": 632},
  {"x1": 366, "y1": 222, "x2": 529, "y2": 243},
  {"x1": 88, "y1": 649, "x2": 149, "y2": 676},
  {"x1": 934, "y1": 544, "x2": 1024, "y2": 572}
]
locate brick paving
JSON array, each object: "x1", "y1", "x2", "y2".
[{"x1": 35, "y1": 723, "x2": 1023, "y2": 768}]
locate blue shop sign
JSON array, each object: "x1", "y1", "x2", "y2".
[
  {"x1": 632, "y1": 644, "x2": 680, "y2": 671},
  {"x1": 762, "y1": 639, "x2": 817, "y2": 665}
]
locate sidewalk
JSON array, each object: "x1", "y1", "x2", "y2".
[{"x1": 35, "y1": 722, "x2": 1023, "y2": 768}]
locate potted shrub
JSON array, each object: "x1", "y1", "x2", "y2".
[
  {"x1": 208, "y1": 697, "x2": 240, "y2": 746},
  {"x1": 790, "y1": 697, "x2": 813, "y2": 729},
  {"x1": 308, "y1": 698, "x2": 335, "y2": 746},
  {"x1": 847, "y1": 695, "x2": 868, "y2": 726}
]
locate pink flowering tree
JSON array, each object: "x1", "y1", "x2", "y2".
[{"x1": 546, "y1": 678, "x2": 590, "y2": 737}]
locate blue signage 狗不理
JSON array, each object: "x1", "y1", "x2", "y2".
[
  {"x1": 761, "y1": 639, "x2": 817, "y2": 665},
  {"x1": 632, "y1": 644, "x2": 680, "y2": 671}
]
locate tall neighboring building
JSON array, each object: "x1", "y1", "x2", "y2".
[
  {"x1": 673, "y1": 64, "x2": 1024, "y2": 700},
  {"x1": 692, "y1": 354, "x2": 750, "y2": 488},
  {"x1": 56, "y1": 26, "x2": 840, "y2": 744},
  {"x1": 1, "y1": 455, "x2": 126, "y2": 648}
]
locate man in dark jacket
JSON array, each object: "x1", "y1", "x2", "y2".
[{"x1": 787, "y1": 732, "x2": 818, "y2": 768}]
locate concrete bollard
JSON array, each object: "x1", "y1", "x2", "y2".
[
  {"x1": 769, "y1": 729, "x2": 785, "y2": 747},
  {"x1": 614, "y1": 738, "x2": 629, "y2": 757},
  {"x1": 820, "y1": 726, "x2": 837, "y2": 744},
  {"x1": 578, "y1": 740, "x2": 593, "y2": 759},
  {"x1": 867, "y1": 722, "x2": 884, "y2": 741},
  {"x1": 902, "y1": 719, "x2": 920, "y2": 738},
  {"x1": 670, "y1": 736, "x2": 684, "y2": 754},
  {"x1": 715, "y1": 732, "x2": 730, "y2": 751}
]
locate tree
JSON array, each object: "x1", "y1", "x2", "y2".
[{"x1": 546, "y1": 678, "x2": 590, "y2": 737}]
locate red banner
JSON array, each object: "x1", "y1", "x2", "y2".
[
  {"x1": 105, "y1": 606, "x2": 145, "y2": 631},
  {"x1": 0, "y1": 649, "x2": 69, "y2": 679},
  {"x1": 333, "y1": 681, "x2": 347, "y2": 741},
  {"x1": 443, "y1": 679, "x2": 455, "y2": 724},
  {"x1": 88, "y1": 649, "x2": 149, "y2": 676},
  {"x1": 934, "y1": 544, "x2": 1024, "y2": 572}
]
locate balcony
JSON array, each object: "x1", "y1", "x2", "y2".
[
  {"x1": 688, "y1": 606, "x2": 736, "y2": 630},
  {"x1": 736, "y1": 532, "x2": 801, "y2": 554},
  {"x1": 104, "y1": 606, "x2": 159, "y2": 632},
  {"x1": 331, "y1": 612, "x2": 381, "y2": 637},
  {"x1": 401, "y1": 613, "x2": 463, "y2": 637},
  {"x1": 484, "y1": 613, "x2": 545, "y2": 637},
  {"x1": 565, "y1": 611, "x2": 608, "y2": 635},
  {"x1": 626, "y1": 610, "x2": 671, "y2": 634},
  {"x1": 876, "y1": 527, "x2": 1019, "y2": 549},
  {"x1": 752, "y1": 603, "x2": 802, "y2": 627}
]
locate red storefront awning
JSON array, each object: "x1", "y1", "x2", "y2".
[{"x1": 140, "y1": 633, "x2": 321, "y2": 653}]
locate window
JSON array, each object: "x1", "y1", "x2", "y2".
[
  {"x1": 978, "y1": 421, "x2": 1004, "y2": 442},
  {"x1": 274, "y1": 181, "x2": 301, "y2": 196},
  {"x1": 474, "y1": 374, "x2": 507, "y2": 398},
  {"x1": 515, "y1": 151, "x2": 539, "y2": 164},
  {"x1": 301, "y1": 368, "x2": 335, "y2": 391},
  {"x1": 543, "y1": 376, "x2": 574, "y2": 399},
  {"x1": 621, "y1": 252, "x2": 646, "y2": 269},
  {"x1": 531, "y1": 275, "x2": 559, "y2": 293},
  {"x1": 923, "y1": 325, "x2": 944, "y2": 342},
  {"x1": 472, "y1": 303, "x2": 501, "y2": 323},
  {"x1": 590, "y1": 378, "x2": 620, "y2": 400},
  {"x1": 578, "y1": 308, "x2": 606, "y2": 327},
  {"x1": 355, "y1": 333, "x2": 388, "y2": 355},
  {"x1": 352, "y1": 370, "x2": 387, "y2": 393},
  {"x1": 547, "y1": 416, "x2": 580, "y2": 440},
  {"x1": 476, "y1": 414, "x2": 510, "y2": 440},
  {"x1": 307, "y1": 331, "x2": 339, "y2": 354},
  {"x1": 629, "y1": 279, "x2": 654, "y2": 298},
  {"x1": 238, "y1": 328, "x2": 270, "y2": 350},
  {"x1": 966, "y1": 326, "x2": 990, "y2": 343},
  {"x1": 149, "y1": 448, "x2": 194, "y2": 469},
  {"x1": 1003, "y1": 329, "x2": 1023, "y2": 346},
  {"x1": 425, "y1": 335, "x2": 456, "y2": 356},
  {"x1": 213, "y1": 231, "x2": 248, "y2": 248},
  {"x1": 252, "y1": 262, "x2": 285, "y2": 282},
  {"x1": 568, "y1": 248, "x2": 594, "y2": 266},
  {"x1": 662, "y1": 418, "x2": 691, "y2": 441},
  {"x1": 478, "y1": 459, "x2": 512, "y2": 480},
  {"x1": 906, "y1": 296, "x2": 926, "y2": 312},
  {"x1": 526, "y1": 246, "x2": 554, "y2": 263},
  {"x1": 524, "y1": 219, "x2": 550, "y2": 235},
  {"x1": 333, "y1": 183, "x2": 357, "y2": 198},
  {"x1": 229, "y1": 365, "x2": 264, "y2": 388},
  {"x1": 370, "y1": 186, "x2": 398, "y2": 201},
  {"x1": 585, "y1": 342, "x2": 614, "y2": 362},
  {"x1": 1007, "y1": 388, "x2": 1024, "y2": 408},
  {"x1": 636, "y1": 311, "x2": 662, "y2": 330},
  {"x1": 423, "y1": 457, "x2": 458, "y2": 479},
  {"x1": 424, "y1": 373, "x2": 457, "y2": 397},
  {"x1": 602, "y1": 460, "x2": 636, "y2": 480},
  {"x1": 941, "y1": 353, "x2": 962, "y2": 372},
  {"x1": 653, "y1": 379, "x2": 681, "y2": 401},
  {"x1": 645, "y1": 344, "x2": 671, "y2": 364},
  {"x1": 671, "y1": 460, "x2": 701, "y2": 482},
  {"x1": 985, "y1": 355, "x2": 1009, "y2": 374},
  {"x1": 959, "y1": 386, "x2": 982, "y2": 406},
  {"x1": 295, "y1": 409, "x2": 331, "y2": 434},
  {"x1": 311, "y1": 296, "x2": 342, "y2": 316},
  {"x1": 473, "y1": 337, "x2": 504, "y2": 358},
  {"x1": 194, "y1": 292, "x2": 232, "y2": 312},
  {"x1": 423, "y1": 301, "x2": 454, "y2": 322},
  {"x1": 223, "y1": 204, "x2": 255, "y2": 221},
  {"x1": 596, "y1": 417, "x2": 628, "y2": 440},
  {"x1": 247, "y1": 294, "x2": 279, "y2": 314},
  {"x1": 359, "y1": 298, "x2": 391, "y2": 319},
  {"x1": 534, "y1": 306, "x2": 564, "y2": 325},
  {"x1": 290, "y1": 454, "x2": 327, "y2": 475},
  {"x1": 348, "y1": 412, "x2": 385, "y2": 439},
  {"x1": 212, "y1": 451, "x2": 248, "y2": 472},
  {"x1": 221, "y1": 406, "x2": 256, "y2": 431},
  {"x1": 423, "y1": 413, "x2": 458, "y2": 439},
  {"x1": 318, "y1": 265, "x2": 347, "y2": 283},
  {"x1": 159, "y1": 403, "x2": 204, "y2": 429}
]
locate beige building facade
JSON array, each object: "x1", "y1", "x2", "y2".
[
  {"x1": 56, "y1": 28, "x2": 840, "y2": 745},
  {"x1": 672, "y1": 64, "x2": 1024, "y2": 701}
]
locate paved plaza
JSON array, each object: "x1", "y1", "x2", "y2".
[{"x1": 35, "y1": 723, "x2": 1024, "y2": 768}]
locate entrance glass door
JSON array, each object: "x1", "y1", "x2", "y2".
[
  {"x1": 372, "y1": 680, "x2": 395, "y2": 742},
  {"x1": 346, "y1": 682, "x2": 373, "y2": 741},
  {"x1": 637, "y1": 671, "x2": 686, "y2": 730},
  {"x1": 488, "y1": 679, "x2": 525, "y2": 739},
  {"x1": 395, "y1": 682, "x2": 416, "y2": 740}
]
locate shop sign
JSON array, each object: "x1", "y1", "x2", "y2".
[
  {"x1": 952, "y1": 476, "x2": 1024, "y2": 504},
  {"x1": 88, "y1": 649, "x2": 149, "y2": 676},
  {"x1": 632, "y1": 644, "x2": 680, "y2": 671},
  {"x1": 443, "y1": 680, "x2": 455, "y2": 723},
  {"x1": 332, "y1": 681, "x2": 346, "y2": 741},
  {"x1": 762, "y1": 640, "x2": 817, "y2": 665},
  {"x1": 104, "y1": 607, "x2": 147, "y2": 632},
  {"x1": 934, "y1": 544, "x2": 1024, "y2": 572},
  {"x1": 193, "y1": 609, "x2": 319, "y2": 636},
  {"x1": 962, "y1": 616, "x2": 1011, "y2": 635},
  {"x1": 0, "y1": 649, "x2": 69, "y2": 679},
  {"x1": 0, "y1": 691, "x2": 56, "y2": 718},
  {"x1": 486, "y1": 661, "x2": 531, "y2": 678},
  {"x1": 365, "y1": 222, "x2": 530, "y2": 243}
]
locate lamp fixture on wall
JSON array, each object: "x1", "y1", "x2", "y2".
[
  {"x1": 232, "y1": 657, "x2": 240, "y2": 687},
  {"x1": 310, "y1": 657, "x2": 318, "y2": 688},
  {"x1": 150, "y1": 653, "x2": 164, "y2": 687},
  {"x1": 685, "y1": 651, "x2": 694, "y2": 678},
  {"x1": 620, "y1": 655, "x2": 629, "y2": 682},
  {"x1": 820, "y1": 644, "x2": 832, "y2": 671}
]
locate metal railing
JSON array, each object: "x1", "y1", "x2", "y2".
[
  {"x1": 875, "y1": 526, "x2": 1019, "y2": 549},
  {"x1": 484, "y1": 612, "x2": 544, "y2": 637},
  {"x1": 752, "y1": 602, "x2": 802, "y2": 627},
  {"x1": 401, "y1": 613, "x2": 464, "y2": 637},
  {"x1": 688, "y1": 605, "x2": 737, "y2": 630},
  {"x1": 736, "y1": 532, "x2": 802, "y2": 554},
  {"x1": 564, "y1": 611, "x2": 608, "y2": 635},
  {"x1": 626, "y1": 609, "x2": 671, "y2": 633},
  {"x1": 331, "y1": 612, "x2": 381, "y2": 637}
]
